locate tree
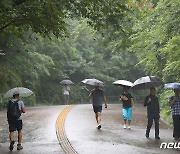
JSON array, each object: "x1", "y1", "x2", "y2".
[
  {"x1": 130, "y1": 0, "x2": 180, "y2": 82},
  {"x1": 0, "y1": 0, "x2": 129, "y2": 38}
]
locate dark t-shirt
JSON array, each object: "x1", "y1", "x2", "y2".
[
  {"x1": 144, "y1": 95, "x2": 160, "y2": 115},
  {"x1": 91, "y1": 89, "x2": 104, "y2": 106},
  {"x1": 121, "y1": 93, "x2": 133, "y2": 108}
]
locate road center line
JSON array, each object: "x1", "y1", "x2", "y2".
[{"x1": 56, "y1": 105, "x2": 77, "y2": 154}]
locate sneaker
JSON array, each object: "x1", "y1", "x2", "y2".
[
  {"x1": 155, "y1": 136, "x2": 160, "y2": 140},
  {"x1": 128, "y1": 126, "x2": 131, "y2": 129},
  {"x1": 17, "y1": 144, "x2": 23, "y2": 150},
  {"x1": 97, "y1": 125, "x2": 101, "y2": 129},
  {"x1": 9, "y1": 141, "x2": 15, "y2": 151},
  {"x1": 123, "y1": 124, "x2": 126, "y2": 129}
]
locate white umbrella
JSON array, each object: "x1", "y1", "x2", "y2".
[
  {"x1": 4, "y1": 87, "x2": 34, "y2": 98},
  {"x1": 60, "y1": 80, "x2": 74, "y2": 85},
  {"x1": 113, "y1": 80, "x2": 133, "y2": 87},
  {"x1": 81, "y1": 78, "x2": 104, "y2": 87},
  {"x1": 132, "y1": 76, "x2": 163, "y2": 90}
]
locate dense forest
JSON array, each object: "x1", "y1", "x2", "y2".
[{"x1": 0, "y1": 0, "x2": 179, "y2": 124}]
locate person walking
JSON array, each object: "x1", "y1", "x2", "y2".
[
  {"x1": 169, "y1": 89, "x2": 180, "y2": 140},
  {"x1": 7, "y1": 92, "x2": 25, "y2": 151},
  {"x1": 62, "y1": 85, "x2": 70, "y2": 105},
  {"x1": 144, "y1": 87, "x2": 160, "y2": 139},
  {"x1": 89, "y1": 85, "x2": 107, "y2": 129},
  {"x1": 120, "y1": 86, "x2": 135, "y2": 129}
]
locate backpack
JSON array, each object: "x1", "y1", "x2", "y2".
[{"x1": 7, "y1": 100, "x2": 21, "y2": 121}]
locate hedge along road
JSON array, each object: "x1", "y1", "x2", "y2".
[{"x1": 0, "y1": 104, "x2": 179, "y2": 154}]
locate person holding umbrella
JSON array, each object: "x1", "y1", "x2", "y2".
[
  {"x1": 144, "y1": 87, "x2": 160, "y2": 139},
  {"x1": 132, "y1": 76, "x2": 163, "y2": 139},
  {"x1": 60, "y1": 80, "x2": 74, "y2": 105},
  {"x1": 5, "y1": 87, "x2": 33, "y2": 151},
  {"x1": 62, "y1": 85, "x2": 70, "y2": 105},
  {"x1": 7, "y1": 92, "x2": 25, "y2": 151},
  {"x1": 89, "y1": 84, "x2": 107, "y2": 129},
  {"x1": 120, "y1": 86, "x2": 135, "y2": 129},
  {"x1": 168, "y1": 88, "x2": 180, "y2": 140}
]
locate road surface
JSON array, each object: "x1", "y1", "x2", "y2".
[{"x1": 0, "y1": 104, "x2": 179, "y2": 154}]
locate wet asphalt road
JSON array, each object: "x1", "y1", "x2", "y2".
[
  {"x1": 65, "y1": 104, "x2": 179, "y2": 154},
  {"x1": 0, "y1": 106, "x2": 65, "y2": 154},
  {"x1": 0, "y1": 104, "x2": 179, "y2": 154}
]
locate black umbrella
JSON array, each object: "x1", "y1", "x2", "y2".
[{"x1": 132, "y1": 76, "x2": 163, "y2": 90}]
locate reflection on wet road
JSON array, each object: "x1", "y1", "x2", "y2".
[
  {"x1": 0, "y1": 104, "x2": 179, "y2": 154},
  {"x1": 65, "y1": 104, "x2": 179, "y2": 154}
]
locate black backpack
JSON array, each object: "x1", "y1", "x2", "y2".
[{"x1": 7, "y1": 100, "x2": 21, "y2": 121}]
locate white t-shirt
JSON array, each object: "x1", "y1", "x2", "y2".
[{"x1": 63, "y1": 86, "x2": 70, "y2": 95}]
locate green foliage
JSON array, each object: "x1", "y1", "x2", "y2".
[
  {"x1": 0, "y1": 18, "x2": 143, "y2": 107},
  {"x1": 160, "y1": 90, "x2": 174, "y2": 126},
  {"x1": 129, "y1": 0, "x2": 180, "y2": 124},
  {"x1": 0, "y1": 0, "x2": 130, "y2": 39},
  {"x1": 130, "y1": 0, "x2": 180, "y2": 81}
]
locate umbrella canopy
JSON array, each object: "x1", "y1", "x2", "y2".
[
  {"x1": 164, "y1": 83, "x2": 180, "y2": 89},
  {"x1": 132, "y1": 76, "x2": 163, "y2": 90},
  {"x1": 60, "y1": 79, "x2": 74, "y2": 85},
  {"x1": 81, "y1": 78, "x2": 104, "y2": 87},
  {"x1": 113, "y1": 80, "x2": 133, "y2": 87},
  {"x1": 4, "y1": 87, "x2": 33, "y2": 98}
]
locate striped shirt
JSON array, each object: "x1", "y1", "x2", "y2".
[{"x1": 170, "y1": 96, "x2": 180, "y2": 115}]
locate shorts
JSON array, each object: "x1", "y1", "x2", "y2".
[
  {"x1": 9, "y1": 120, "x2": 23, "y2": 132},
  {"x1": 122, "y1": 107, "x2": 132, "y2": 121},
  {"x1": 93, "y1": 106, "x2": 102, "y2": 113}
]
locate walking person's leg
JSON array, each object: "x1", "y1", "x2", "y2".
[
  {"x1": 17, "y1": 120, "x2": 23, "y2": 150},
  {"x1": 8, "y1": 121, "x2": 16, "y2": 151},
  {"x1": 64, "y1": 94, "x2": 66, "y2": 105},
  {"x1": 17, "y1": 130, "x2": 23, "y2": 150},
  {"x1": 173, "y1": 115, "x2": 180, "y2": 140},
  {"x1": 9, "y1": 131, "x2": 15, "y2": 151},
  {"x1": 67, "y1": 95, "x2": 69, "y2": 105},
  {"x1": 96, "y1": 112, "x2": 101, "y2": 125},
  {"x1": 93, "y1": 106, "x2": 102, "y2": 129},
  {"x1": 146, "y1": 115, "x2": 153, "y2": 138},
  {"x1": 176, "y1": 115, "x2": 180, "y2": 140},
  {"x1": 127, "y1": 107, "x2": 132, "y2": 129},
  {"x1": 154, "y1": 115, "x2": 160, "y2": 139},
  {"x1": 122, "y1": 108, "x2": 128, "y2": 129}
]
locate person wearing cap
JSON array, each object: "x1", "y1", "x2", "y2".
[
  {"x1": 120, "y1": 86, "x2": 135, "y2": 129},
  {"x1": 144, "y1": 87, "x2": 160, "y2": 139},
  {"x1": 169, "y1": 89, "x2": 180, "y2": 140},
  {"x1": 89, "y1": 85, "x2": 107, "y2": 129},
  {"x1": 7, "y1": 92, "x2": 25, "y2": 151}
]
